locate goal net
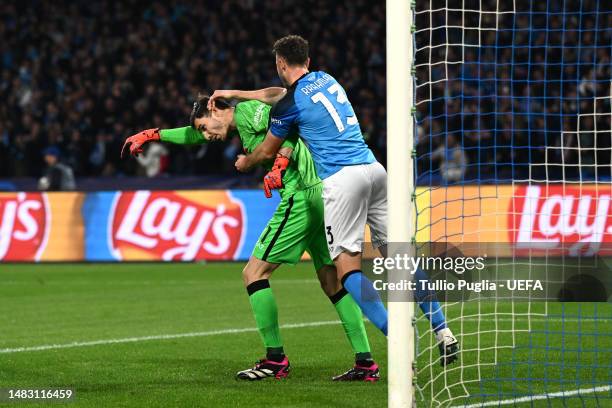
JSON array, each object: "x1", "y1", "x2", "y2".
[{"x1": 408, "y1": 0, "x2": 612, "y2": 406}]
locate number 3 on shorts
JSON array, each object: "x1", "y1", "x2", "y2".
[{"x1": 326, "y1": 226, "x2": 334, "y2": 245}]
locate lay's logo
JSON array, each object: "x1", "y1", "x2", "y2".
[
  {"x1": 510, "y1": 185, "x2": 612, "y2": 255},
  {"x1": 0, "y1": 192, "x2": 49, "y2": 261},
  {"x1": 110, "y1": 191, "x2": 244, "y2": 261}
]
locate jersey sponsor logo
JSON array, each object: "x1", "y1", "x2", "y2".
[
  {"x1": 510, "y1": 185, "x2": 612, "y2": 255},
  {"x1": 253, "y1": 104, "x2": 266, "y2": 126},
  {"x1": 111, "y1": 191, "x2": 244, "y2": 261},
  {"x1": 0, "y1": 192, "x2": 49, "y2": 261},
  {"x1": 271, "y1": 117, "x2": 283, "y2": 125}
]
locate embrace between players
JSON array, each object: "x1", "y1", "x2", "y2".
[{"x1": 122, "y1": 35, "x2": 459, "y2": 382}]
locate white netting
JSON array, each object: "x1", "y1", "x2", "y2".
[{"x1": 411, "y1": 0, "x2": 612, "y2": 405}]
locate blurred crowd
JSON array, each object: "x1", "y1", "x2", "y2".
[
  {"x1": 0, "y1": 0, "x2": 609, "y2": 186},
  {"x1": 0, "y1": 0, "x2": 386, "y2": 182},
  {"x1": 414, "y1": 0, "x2": 611, "y2": 182}
]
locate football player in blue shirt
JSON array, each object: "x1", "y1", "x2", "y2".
[{"x1": 209, "y1": 35, "x2": 458, "y2": 370}]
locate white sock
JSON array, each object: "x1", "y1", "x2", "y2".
[{"x1": 436, "y1": 327, "x2": 457, "y2": 344}]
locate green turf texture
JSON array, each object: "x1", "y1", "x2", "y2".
[
  {"x1": 0, "y1": 263, "x2": 386, "y2": 407},
  {"x1": 1, "y1": 263, "x2": 610, "y2": 407}
]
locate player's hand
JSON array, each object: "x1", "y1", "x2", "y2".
[
  {"x1": 263, "y1": 154, "x2": 290, "y2": 198},
  {"x1": 121, "y1": 128, "x2": 160, "y2": 158},
  {"x1": 235, "y1": 154, "x2": 250, "y2": 172},
  {"x1": 208, "y1": 90, "x2": 234, "y2": 110}
]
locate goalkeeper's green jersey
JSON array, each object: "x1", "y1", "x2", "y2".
[
  {"x1": 160, "y1": 100, "x2": 320, "y2": 196},
  {"x1": 233, "y1": 100, "x2": 320, "y2": 194}
]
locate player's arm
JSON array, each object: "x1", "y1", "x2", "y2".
[
  {"x1": 235, "y1": 130, "x2": 284, "y2": 171},
  {"x1": 208, "y1": 88, "x2": 287, "y2": 109},
  {"x1": 236, "y1": 92, "x2": 298, "y2": 172},
  {"x1": 121, "y1": 126, "x2": 205, "y2": 157},
  {"x1": 160, "y1": 127, "x2": 206, "y2": 145}
]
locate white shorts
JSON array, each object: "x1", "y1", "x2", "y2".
[{"x1": 321, "y1": 161, "x2": 388, "y2": 260}]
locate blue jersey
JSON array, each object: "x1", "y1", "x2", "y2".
[{"x1": 269, "y1": 71, "x2": 375, "y2": 179}]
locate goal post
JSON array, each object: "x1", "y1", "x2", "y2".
[{"x1": 386, "y1": 0, "x2": 416, "y2": 407}]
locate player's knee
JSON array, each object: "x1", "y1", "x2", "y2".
[
  {"x1": 334, "y1": 252, "x2": 363, "y2": 278},
  {"x1": 242, "y1": 258, "x2": 275, "y2": 286},
  {"x1": 242, "y1": 262, "x2": 263, "y2": 286},
  {"x1": 317, "y1": 265, "x2": 341, "y2": 296}
]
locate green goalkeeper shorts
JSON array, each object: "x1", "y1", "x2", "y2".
[{"x1": 252, "y1": 183, "x2": 333, "y2": 271}]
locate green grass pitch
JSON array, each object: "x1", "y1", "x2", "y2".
[{"x1": 1, "y1": 263, "x2": 610, "y2": 407}]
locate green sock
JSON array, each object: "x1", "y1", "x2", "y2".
[
  {"x1": 247, "y1": 280, "x2": 283, "y2": 356},
  {"x1": 330, "y1": 288, "x2": 372, "y2": 360}
]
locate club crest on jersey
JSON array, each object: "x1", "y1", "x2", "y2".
[{"x1": 110, "y1": 191, "x2": 244, "y2": 261}]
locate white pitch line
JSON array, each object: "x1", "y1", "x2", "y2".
[
  {"x1": 0, "y1": 320, "x2": 340, "y2": 354},
  {"x1": 2, "y1": 316, "x2": 608, "y2": 353},
  {"x1": 455, "y1": 384, "x2": 612, "y2": 407}
]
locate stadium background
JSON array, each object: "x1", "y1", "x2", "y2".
[
  {"x1": 1, "y1": 0, "x2": 609, "y2": 261},
  {"x1": 0, "y1": 0, "x2": 609, "y2": 191}
]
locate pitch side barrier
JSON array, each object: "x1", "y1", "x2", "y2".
[{"x1": 0, "y1": 184, "x2": 609, "y2": 262}]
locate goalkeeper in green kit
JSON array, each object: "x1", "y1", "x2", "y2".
[{"x1": 121, "y1": 90, "x2": 380, "y2": 382}]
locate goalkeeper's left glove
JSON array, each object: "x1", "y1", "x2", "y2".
[
  {"x1": 263, "y1": 154, "x2": 290, "y2": 198},
  {"x1": 121, "y1": 128, "x2": 160, "y2": 158}
]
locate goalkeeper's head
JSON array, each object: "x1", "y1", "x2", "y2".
[{"x1": 190, "y1": 95, "x2": 233, "y2": 142}]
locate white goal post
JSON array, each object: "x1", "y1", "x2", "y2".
[{"x1": 386, "y1": 0, "x2": 416, "y2": 407}]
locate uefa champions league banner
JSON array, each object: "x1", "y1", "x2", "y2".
[{"x1": 0, "y1": 185, "x2": 610, "y2": 261}]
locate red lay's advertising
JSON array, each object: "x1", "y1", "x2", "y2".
[
  {"x1": 1, "y1": 186, "x2": 610, "y2": 262},
  {"x1": 0, "y1": 192, "x2": 49, "y2": 261},
  {"x1": 110, "y1": 191, "x2": 245, "y2": 261},
  {"x1": 416, "y1": 184, "x2": 611, "y2": 256},
  {"x1": 510, "y1": 184, "x2": 612, "y2": 255}
]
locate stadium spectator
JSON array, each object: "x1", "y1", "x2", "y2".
[
  {"x1": 37, "y1": 146, "x2": 76, "y2": 191},
  {"x1": 431, "y1": 135, "x2": 468, "y2": 184},
  {"x1": 135, "y1": 142, "x2": 169, "y2": 178}
]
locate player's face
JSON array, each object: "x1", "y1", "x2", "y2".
[{"x1": 194, "y1": 115, "x2": 228, "y2": 142}]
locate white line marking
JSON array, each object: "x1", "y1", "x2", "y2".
[
  {"x1": 0, "y1": 320, "x2": 341, "y2": 354},
  {"x1": 4, "y1": 319, "x2": 610, "y2": 407},
  {"x1": 455, "y1": 385, "x2": 612, "y2": 407}
]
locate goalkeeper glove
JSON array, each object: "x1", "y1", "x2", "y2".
[
  {"x1": 263, "y1": 154, "x2": 290, "y2": 198},
  {"x1": 121, "y1": 128, "x2": 160, "y2": 158}
]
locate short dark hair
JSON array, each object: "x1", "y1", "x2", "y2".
[
  {"x1": 190, "y1": 94, "x2": 230, "y2": 128},
  {"x1": 272, "y1": 35, "x2": 309, "y2": 66}
]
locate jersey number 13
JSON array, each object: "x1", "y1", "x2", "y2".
[{"x1": 311, "y1": 84, "x2": 358, "y2": 132}]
